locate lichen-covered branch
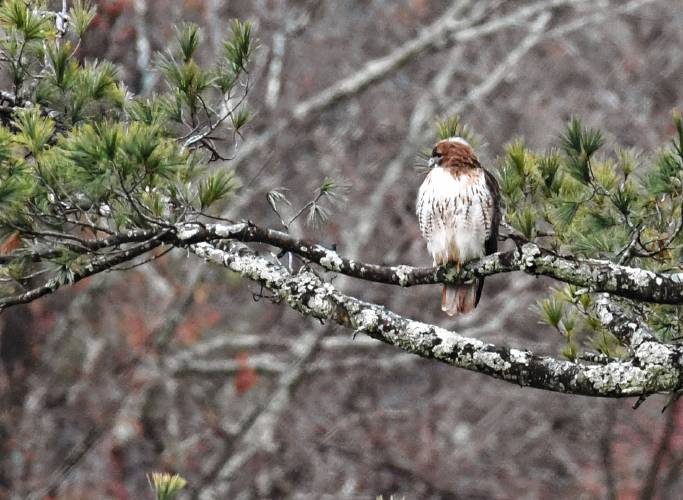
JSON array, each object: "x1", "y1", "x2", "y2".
[
  {"x1": 177, "y1": 223, "x2": 683, "y2": 306},
  {"x1": 597, "y1": 295, "x2": 657, "y2": 351},
  {"x1": 189, "y1": 240, "x2": 683, "y2": 397},
  {"x1": 3, "y1": 219, "x2": 683, "y2": 313}
]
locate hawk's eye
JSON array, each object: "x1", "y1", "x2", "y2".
[{"x1": 431, "y1": 148, "x2": 441, "y2": 158}]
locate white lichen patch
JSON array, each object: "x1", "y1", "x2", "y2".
[
  {"x1": 635, "y1": 341, "x2": 672, "y2": 367},
  {"x1": 478, "y1": 254, "x2": 499, "y2": 273},
  {"x1": 393, "y1": 265, "x2": 413, "y2": 286},
  {"x1": 393, "y1": 321, "x2": 436, "y2": 355},
  {"x1": 208, "y1": 222, "x2": 245, "y2": 238},
  {"x1": 509, "y1": 349, "x2": 529, "y2": 365},
  {"x1": 583, "y1": 363, "x2": 643, "y2": 393},
  {"x1": 356, "y1": 308, "x2": 379, "y2": 331},
  {"x1": 430, "y1": 330, "x2": 459, "y2": 358},
  {"x1": 306, "y1": 291, "x2": 333, "y2": 316},
  {"x1": 546, "y1": 257, "x2": 581, "y2": 280},
  {"x1": 520, "y1": 243, "x2": 541, "y2": 268},
  {"x1": 596, "y1": 295, "x2": 614, "y2": 325},
  {"x1": 623, "y1": 266, "x2": 657, "y2": 287},
  {"x1": 403, "y1": 321, "x2": 428, "y2": 340},
  {"x1": 584, "y1": 357, "x2": 678, "y2": 394},
  {"x1": 599, "y1": 309, "x2": 614, "y2": 325},
  {"x1": 473, "y1": 351, "x2": 511, "y2": 372},
  {"x1": 670, "y1": 272, "x2": 683, "y2": 284},
  {"x1": 177, "y1": 224, "x2": 201, "y2": 240},
  {"x1": 318, "y1": 247, "x2": 344, "y2": 272}
]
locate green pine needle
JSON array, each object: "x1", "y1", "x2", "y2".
[
  {"x1": 510, "y1": 205, "x2": 537, "y2": 240},
  {"x1": 14, "y1": 108, "x2": 55, "y2": 155},
  {"x1": 561, "y1": 339, "x2": 578, "y2": 362},
  {"x1": 537, "y1": 151, "x2": 562, "y2": 192},
  {"x1": 672, "y1": 109, "x2": 683, "y2": 159},
  {"x1": 561, "y1": 116, "x2": 605, "y2": 158},
  {"x1": 434, "y1": 116, "x2": 477, "y2": 145},
  {"x1": 177, "y1": 23, "x2": 201, "y2": 63},
  {"x1": 617, "y1": 147, "x2": 639, "y2": 178},
  {"x1": 610, "y1": 183, "x2": 637, "y2": 215},
  {"x1": 267, "y1": 189, "x2": 291, "y2": 208},
  {"x1": 561, "y1": 312, "x2": 577, "y2": 335},
  {"x1": 306, "y1": 202, "x2": 330, "y2": 229},
  {"x1": 506, "y1": 139, "x2": 529, "y2": 176},
  {"x1": 585, "y1": 211, "x2": 617, "y2": 231},
  {"x1": 536, "y1": 296, "x2": 564, "y2": 328},
  {"x1": 436, "y1": 116, "x2": 463, "y2": 140},
  {"x1": 0, "y1": 0, "x2": 52, "y2": 41},
  {"x1": 79, "y1": 60, "x2": 119, "y2": 101},
  {"x1": 69, "y1": 0, "x2": 96, "y2": 38},
  {"x1": 564, "y1": 155, "x2": 591, "y2": 184},
  {"x1": 231, "y1": 108, "x2": 252, "y2": 131},
  {"x1": 647, "y1": 151, "x2": 682, "y2": 197},
  {"x1": 592, "y1": 330, "x2": 619, "y2": 358},
  {"x1": 149, "y1": 472, "x2": 187, "y2": 500},
  {"x1": 198, "y1": 170, "x2": 238, "y2": 209},
  {"x1": 571, "y1": 228, "x2": 626, "y2": 256},
  {"x1": 47, "y1": 42, "x2": 78, "y2": 91},
  {"x1": 224, "y1": 20, "x2": 254, "y2": 73}
]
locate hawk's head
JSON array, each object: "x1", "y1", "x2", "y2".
[{"x1": 428, "y1": 137, "x2": 479, "y2": 169}]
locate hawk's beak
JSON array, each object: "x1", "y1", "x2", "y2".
[{"x1": 428, "y1": 157, "x2": 437, "y2": 168}]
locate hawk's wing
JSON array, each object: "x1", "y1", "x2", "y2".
[
  {"x1": 474, "y1": 167, "x2": 501, "y2": 307},
  {"x1": 483, "y1": 167, "x2": 501, "y2": 256}
]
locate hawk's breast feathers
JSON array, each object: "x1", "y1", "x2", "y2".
[
  {"x1": 415, "y1": 137, "x2": 500, "y2": 315},
  {"x1": 416, "y1": 166, "x2": 497, "y2": 266}
]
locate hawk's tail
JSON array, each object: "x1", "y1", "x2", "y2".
[{"x1": 441, "y1": 279, "x2": 484, "y2": 316}]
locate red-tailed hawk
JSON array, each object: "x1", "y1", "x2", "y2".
[{"x1": 416, "y1": 137, "x2": 500, "y2": 315}]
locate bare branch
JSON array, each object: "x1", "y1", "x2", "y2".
[
  {"x1": 292, "y1": 0, "x2": 583, "y2": 121},
  {"x1": 133, "y1": 0, "x2": 157, "y2": 95},
  {"x1": 196, "y1": 327, "x2": 325, "y2": 498},
  {"x1": 639, "y1": 400, "x2": 680, "y2": 500}
]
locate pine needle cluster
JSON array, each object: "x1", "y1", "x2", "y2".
[{"x1": 0, "y1": 1, "x2": 251, "y2": 296}]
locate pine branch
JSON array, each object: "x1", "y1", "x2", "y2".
[
  {"x1": 0, "y1": 228, "x2": 161, "y2": 264},
  {"x1": 0, "y1": 231, "x2": 169, "y2": 310},
  {"x1": 596, "y1": 295, "x2": 657, "y2": 351},
  {"x1": 4, "y1": 219, "x2": 683, "y2": 312},
  {"x1": 189, "y1": 240, "x2": 683, "y2": 397},
  {"x1": 176, "y1": 222, "x2": 683, "y2": 306}
]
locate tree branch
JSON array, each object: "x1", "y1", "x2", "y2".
[
  {"x1": 0, "y1": 228, "x2": 161, "y2": 264},
  {"x1": 4, "y1": 220, "x2": 683, "y2": 313},
  {"x1": 0, "y1": 231, "x2": 169, "y2": 311},
  {"x1": 597, "y1": 295, "x2": 657, "y2": 351},
  {"x1": 189, "y1": 240, "x2": 683, "y2": 397},
  {"x1": 177, "y1": 222, "x2": 683, "y2": 306},
  {"x1": 291, "y1": 0, "x2": 587, "y2": 121}
]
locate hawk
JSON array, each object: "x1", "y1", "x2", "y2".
[{"x1": 416, "y1": 137, "x2": 500, "y2": 315}]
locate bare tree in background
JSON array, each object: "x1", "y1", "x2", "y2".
[{"x1": 1, "y1": 1, "x2": 683, "y2": 498}]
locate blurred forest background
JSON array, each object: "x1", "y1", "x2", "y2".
[{"x1": 1, "y1": 0, "x2": 683, "y2": 498}]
